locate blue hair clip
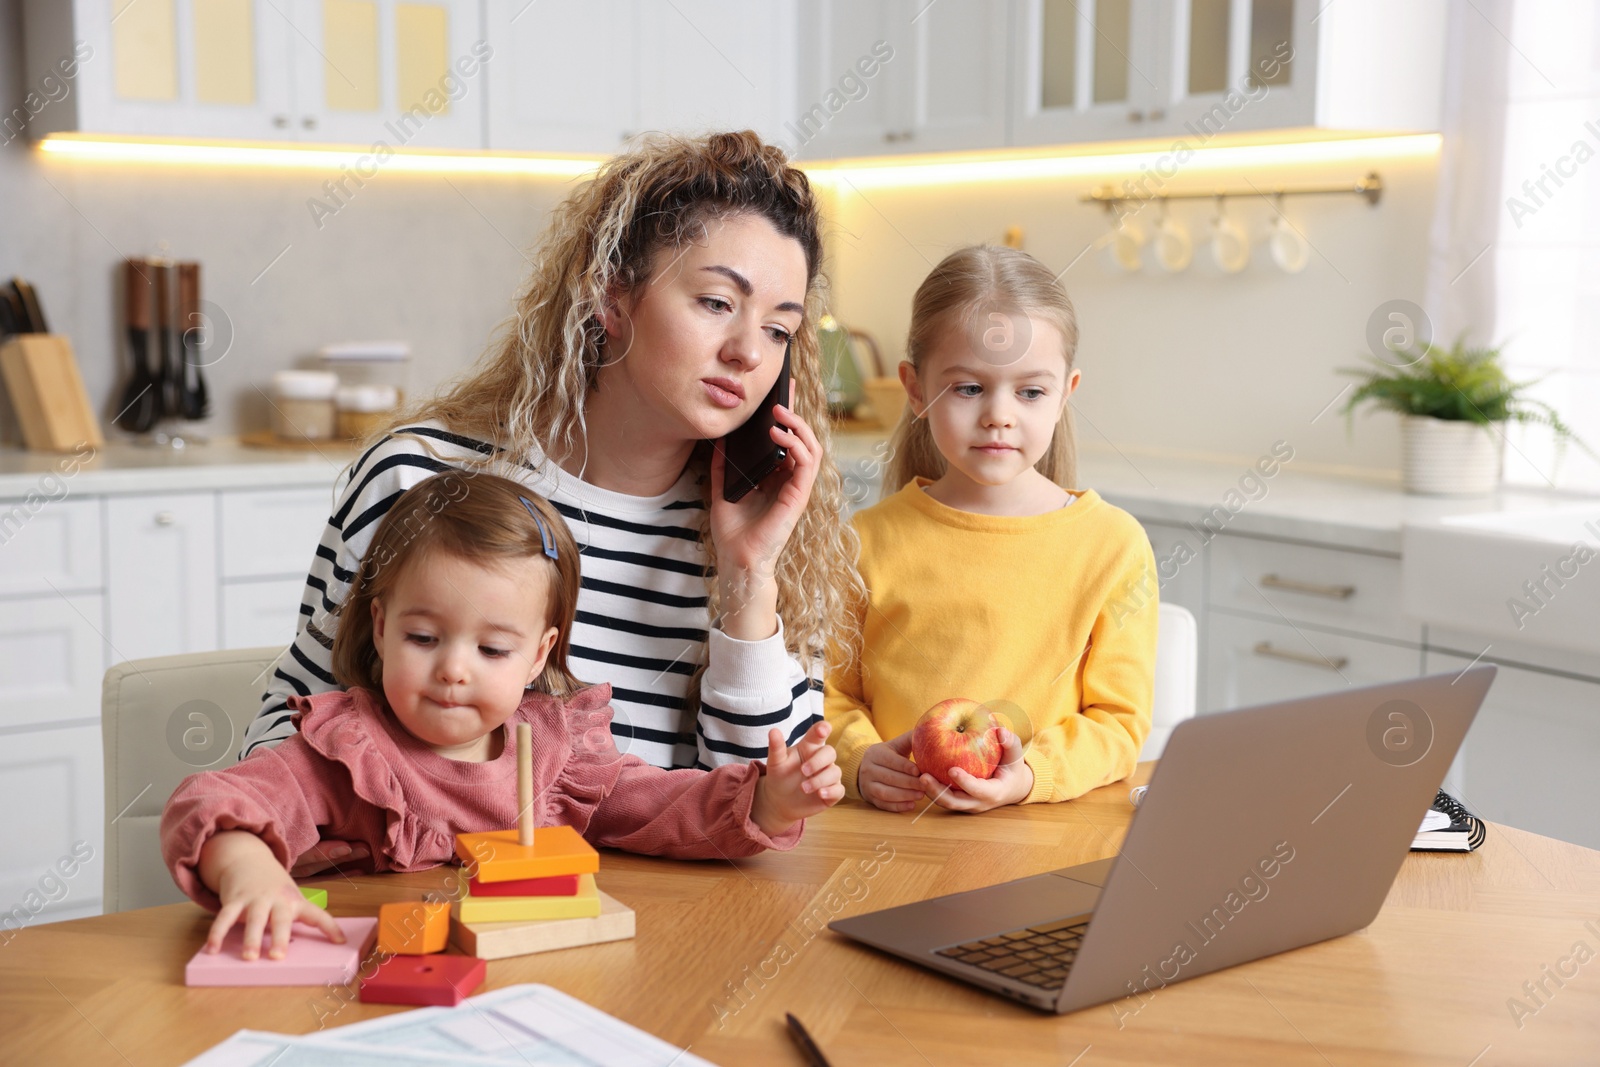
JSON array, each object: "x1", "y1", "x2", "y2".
[{"x1": 519, "y1": 496, "x2": 559, "y2": 561}]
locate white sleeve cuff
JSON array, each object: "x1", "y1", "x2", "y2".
[{"x1": 706, "y1": 616, "x2": 795, "y2": 696}]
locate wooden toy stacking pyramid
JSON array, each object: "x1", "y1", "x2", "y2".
[{"x1": 450, "y1": 724, "x2": 635, "y2": 960}]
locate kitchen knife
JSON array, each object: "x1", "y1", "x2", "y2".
[
  {"x1": 177, "y1": 261, "x2": 209, "y2": 420},
  {"x1": 0, "y1": 285, "x2": 22, "y2": 337},
  {"x1": 152, "y1": 260, "x2": 175, "y2": 421},
  {"x1": 10, "y1": 278, "x2": 48, "y2": 333},
  {"x1": 115, "y1": 258, "x2": 159, "y2": 434}
]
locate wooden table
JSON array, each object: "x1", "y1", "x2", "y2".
[{"x1": 5, "y1": 762, "x2": 1600, "y2": 1066}]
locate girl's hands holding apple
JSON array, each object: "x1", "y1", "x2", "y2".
[
  {"x1": 857, "y1": 730, "x2": 924, "y2": 812},
  {"x1": 751, "y1": 720, "x2": 844, "y2": 835},
  {"x1": 920, "y1": 729, "x2": 1034, "y2": 813}
]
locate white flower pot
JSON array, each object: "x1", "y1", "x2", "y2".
[{"x1": 1400, "y1": 415, "x2": 1504, "y2": 496}]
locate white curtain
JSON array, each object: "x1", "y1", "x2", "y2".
[{"x1": 1426, "y1": 0, "x2": 1600, "y2": 492}]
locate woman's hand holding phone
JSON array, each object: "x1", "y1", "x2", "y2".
[{"x1": 710, "y1": 373, "x2": 822, "y2": 638}]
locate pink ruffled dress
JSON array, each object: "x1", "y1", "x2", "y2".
[{"x1": 161, "y1": 682, "x2": 800, "y2": 911}]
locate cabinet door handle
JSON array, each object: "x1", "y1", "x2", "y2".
[
  {"x1": 1252, "y1": 641, "x2": 1348, "y2": 671},
  {"x1": 1148, "y1": 107, "x2": 1165, "y2": 121},
  {"x1": 1128, "y1": 109, "x2": 1145, "y2": 122},
  {"x1": 154, "y1": 511, "x2": 176, "y2": 526},
  {"x1": 302, "y1": 116, "x2": 318, "y2": 130},
  {"x1": 272, "y1": 115, "x2": 289, "y2": 128},
  {"x1": 1260, "y1": 574, "x2": 1356, "y2": 600}
]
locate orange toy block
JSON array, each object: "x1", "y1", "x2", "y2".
[
  {"x1": 453, "y1": 826, "x2": 599, "y2": 883},
  {"x1": 377, "y1": 901, "x2": 449, "y2": 956}
]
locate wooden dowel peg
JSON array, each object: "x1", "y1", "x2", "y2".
[{"x1": 518, "y1": 722, "x2": 534, "y2": 847}]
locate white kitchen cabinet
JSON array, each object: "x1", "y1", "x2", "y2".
[
  {"x1": 222, "y1": 576, "x2": 306, "y2": 648},
  {"x1": 637, "y1": 1, "x2": 795, "y2": 147},
  {"x1": 1011, "y1": 0, "x2": 1446, "y2": 148},
  {"x1": 23, "y1": 0, "x2": 484, "y2": 148},
  {"x1": 484, "y1": 0, "x2": 639, "y2": 153},
  {"x1": 1208, "y1": 533, "x2": 1420, "y2": 645},
  {"x1": 1012, "y1": 0, "x2": 1173, "y2": 145},
  {"x1": 105, "y1": 493, "x2": 219, "y2": 662},
  {"x1": 1205, "y1": 609, "x2": 1422, "y2": 713},
  {"x1": 24, "y1": 0, "x2": 297, "y2": 141},
  {"x1": 1425, "y1": 649, "x2": 1600, "y2": 852},
  {"x1": 0, "y1": 496, "x2": 102, "y2": 598},
  {"x1": 794, "y1": 0, "x2": 1008, "y2": 159},
  {"x1": 0, "y1": 594, "x2": 108, "y2": 731},
  {"x1": 0, "y1": 725, "x2": 104, "y2": 928},
  {"x1": 220, "y1": 486, "x2": 333, "y2": 580},
  {"x1": 288, "y1": 0, "x2": 487, "y2": 149}
]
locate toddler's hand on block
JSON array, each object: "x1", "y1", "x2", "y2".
[
  {"x1": 751, "y1": 721, "x2": 843, "y2": 836},
  {"x1": 200, "y1": 830, "x2": 346, "y2": 961},
  {"x1": 921, "y1": 729, "x2": 1033, "y2": 813},
  {"x1": 858, "y1": 730, "x2": 923, "y2": 813}
]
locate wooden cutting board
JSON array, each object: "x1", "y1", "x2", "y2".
[{"x1": 0, "y1": 334, "x2": 104, "y2": 451}]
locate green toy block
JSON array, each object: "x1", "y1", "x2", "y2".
[{"x1": 299, "y1": 886, "x2": 328, "y2": 909}]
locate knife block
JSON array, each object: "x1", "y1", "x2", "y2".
[{"x1": 0, "y1": 334, "x2": 104, "y2": 452}]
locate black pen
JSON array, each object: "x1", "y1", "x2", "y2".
[{"x1": 785, "y1": 1012, "x2": 833, "y2": 1067}]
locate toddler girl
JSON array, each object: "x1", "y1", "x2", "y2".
[
  {"x1": 825, "y1": 246, "x2": 1156, "y2": 813},
  {"x1": 163, "y1": 472, "x2": 841, "y2": 959}
]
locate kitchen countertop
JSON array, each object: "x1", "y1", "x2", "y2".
[
  {"x1": 4, "y1": 427, "x2": 1594, "y2": 555},
  {"x1": 0, "y1": 437, "x2": 358, "y2": 497},
  {"x1": 830, "y1": 423, "x2": 1600, "y2": 555}
]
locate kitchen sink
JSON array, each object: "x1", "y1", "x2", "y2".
[{"x1": 1402, "y1": 504, "x2": 1600, "y2": 656}]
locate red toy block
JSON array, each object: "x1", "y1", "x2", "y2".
[
  {"x1": 359, "y1": 953, "x2": 486, "y2": 1007},
  {"x1": 466, "y1": 873, "x2": 580, "y2": 898}
]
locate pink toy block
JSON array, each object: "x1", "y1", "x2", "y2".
[{"x1": 184, "y1": 916, "x2": 377, "y2": 987}]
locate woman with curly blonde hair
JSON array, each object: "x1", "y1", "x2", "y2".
[{"x1": 242, "y1": 131, "x2": 864, "y2": 872}]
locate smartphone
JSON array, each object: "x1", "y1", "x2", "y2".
[{"x1": 721, "y1": 339, "x2": 792, "y2": 503}]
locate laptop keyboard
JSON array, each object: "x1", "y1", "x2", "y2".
[{"x1": 934, "y1": 917, "x2": 1090, "y2": 990}]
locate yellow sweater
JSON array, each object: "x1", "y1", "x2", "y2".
[{"x1": 825, "y1": 477, "x2": 1158, "y2": 804}]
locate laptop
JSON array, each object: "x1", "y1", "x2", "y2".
[{"x1": 829, "y1": 667, "x2": 1496, "y2": 1015}]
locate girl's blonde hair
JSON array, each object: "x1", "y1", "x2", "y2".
[
  {"x1": 885, "y1": 245, "x2": 1080, "y2": 494},
  {"x1": 361, "y1": 131, "x2": 864, "y2": 705},
  {"x1": 332, "y1": 472, "x2": 585, "y2": 699}
]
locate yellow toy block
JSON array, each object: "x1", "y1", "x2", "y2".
[
  {"x1": 453, "y1": 826, "x2": 599, "y2": 883},
  {"x1": 377, "y1": 901, "x2": 449, "y2": 956},
  {"x1": 453, "y1": 874, "x2": 602, "y2": 923}
]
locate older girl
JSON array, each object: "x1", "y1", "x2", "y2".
[{"x1": 825, "y1": 246, "x2": 1157, "y2": 814}]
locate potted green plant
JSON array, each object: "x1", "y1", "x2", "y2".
[{"x1": 1341, "y1": 338, "x2": 1590, "y2": 496}]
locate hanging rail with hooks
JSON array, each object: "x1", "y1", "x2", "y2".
[{"x1": 1081, "y1": 171, "x2": 1383, "y2": 210}]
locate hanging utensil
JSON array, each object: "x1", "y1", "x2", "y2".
[
  {"x1": 115, "y1": 258, "x2": 160, "y2": 434},
  {"x1": 176, "y1": 261, "x2": 210, "y2": 420}
]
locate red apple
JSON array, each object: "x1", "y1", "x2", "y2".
[{"x1": 911, "y1": 699, "x2": 1014, "y2": 787}]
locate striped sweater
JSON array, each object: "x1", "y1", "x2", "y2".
[{"x1": 240, "y1": 422, "x2": 822, "y2": 770}]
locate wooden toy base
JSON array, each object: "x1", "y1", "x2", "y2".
[{"x1": 449, "y1": 891, "x2": 634, "y2": 960}]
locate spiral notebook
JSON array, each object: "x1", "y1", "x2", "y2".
[
  {"x1": 1411, "y1": 789, "x2": 1487, "y2": 852},
  {"x1": 1129, "y1": 785, "x2": 1486, "y2": 852}
]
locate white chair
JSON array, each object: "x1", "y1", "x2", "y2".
[
  {"x1": 101, "y1": 646, "x2": 282, "y2": 912},
  {"x1": 1142, "y1": 602, "x2": 1199, "y2": 761}
]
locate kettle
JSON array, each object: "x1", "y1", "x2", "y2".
[{"x1": 817, "y1": 315, "x2": 883, "y2": 418}]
